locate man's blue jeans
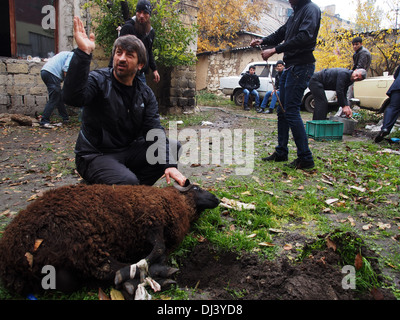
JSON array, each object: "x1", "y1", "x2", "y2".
[
  {"x1": 261, "y1": 90, "x2": 280, "y2": 110},
  {"x1": 382, "y1": 90, "x2": 400, "y2": 133},
  {"x1": 40, "y1": 70, "x2": 69, "y2": 125},
  {"x1": 275, "y1": 64, "x2": 314, "y2": 162},
  {"x1": 243, "y1": 89, "x2": 260, "y2": 107}
]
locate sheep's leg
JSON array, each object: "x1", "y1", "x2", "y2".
[{"x1": 114, "y1": 226, "x2": 166, "y2": 286}]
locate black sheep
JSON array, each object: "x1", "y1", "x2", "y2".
[{"x1": 0, "y1": 180, "x2": 219, "y2": 299}]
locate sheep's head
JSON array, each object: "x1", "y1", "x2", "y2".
[{"x1": 173, "y1": 179, "x2": 220, "y2": 214}]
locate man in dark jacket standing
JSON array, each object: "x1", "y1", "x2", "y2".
[
  {"x1": 375, "y1": 66, "x2": 400, "y2": 142},
  {"x1": 347, "y1": 37, "x2": 371, "y2": 99},
  {"x1": 310, "y1": 68, "x2": 367, "y2": 120},
  {"x1": 119, "y1": 0, "x2": 160, "y2": 84},
  {"x1": 239, "y1": 65, "x2": 261, "y2": 110},
  {"x1": 63, "y1": 17, "x2": 186, "y2": 187},
  {"x1": 251, "y1": 0, "x2": 321, "y2": 170}
]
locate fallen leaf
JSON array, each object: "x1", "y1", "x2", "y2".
[
  {"x1": 355, "y1": 253, "x2": 363, "y2": 271},
  {"x1": 321, "y1": 179, "x2": 333, "y2": 186},
  {"x1": 350, "y1": 185, "x2": 366, "y2": 192},
  {"x1": 110, "y1": 288, "x2": 125, "y2": 300},
  {"x1": 298, "y1": 185, "x2": 304, "y2": 190},
  {"x1": 347, "y1": 217, "x2": 356, "y2": 226},
  {"x1": 259, "y1": 242, "x2": 275, "y2": 247},
  {"x1": 326, "y1": 237, "x2": 337, "y2": 251},
  {"x1": 283, "y1": 244, "x2": 293, "y2": 250},
  {"x1": 325, "y1": 198, "x2": 339, "y2": 205},
  {"x1": 268, "y1": 228, "x2": 284, "y2": 233},
  {"x1": 377, "y1": 222, "x2": 391, "y2": 230},
  {"x1": 98, "y1": 287, "x2": 110, "y2": 300},
  {"x1": 33, "y1": 239, "x2": 43, "y2": 252},
  {"x1": 247, "y1": 233, "x2": 257, "y2": 238},
  {"x1": 27, "y1": 194, "x2": 39, "y2": 202},
  {"x1": 362, "y1": 224, "x2": 373, "y2": 231}
]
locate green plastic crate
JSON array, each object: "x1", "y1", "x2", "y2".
[{"x1": 306, "y1": 120, "x2": 343, "y2": 141}]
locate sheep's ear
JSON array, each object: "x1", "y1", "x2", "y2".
[{"x1": 184, "y1": 179, "x2": 191, "y2": 187}]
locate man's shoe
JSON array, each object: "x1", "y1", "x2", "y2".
[
  {"x1": 374, "y1": 130, "x2": 389, "y2": 143},
  {"x1": 263, "y1": 109, "x2": 273, "y2": 114},
  {"x1": 244, "y1": 107, "x2": 250, "y2": 111},
  {"x1": 40, "y1": 123, "x2": 56, "y2": 129},
  {"x1": 285, "y1": 158, "x2": 315, "y2": 170},
  {"x1": 262, "y1": 152, "x2": 288, "y2": 162},
  {"x1": 257, "y1": 108, "x2": 265, "y2": 113}
]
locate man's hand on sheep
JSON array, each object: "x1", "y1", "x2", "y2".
[
  {"x1": 164, "y1": 167, "x2": 186, "y2": 186},
  {"x1": 73, "y1": 16, "x2": 95, "y2": 55}
]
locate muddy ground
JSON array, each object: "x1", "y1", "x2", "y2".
[{"x1": 0, "y1": 106, "x2": 398, "y2": 300}]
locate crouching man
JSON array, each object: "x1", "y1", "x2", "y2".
[
  {"x1": 63, "y1": 17, "x2": 186, "y2": 186},
  {"x1": 310, "y1": 68, "x2": 366, "y2": 120}
]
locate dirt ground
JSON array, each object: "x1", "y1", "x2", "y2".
[{"x1": 0, "y1": 107, "x2": 398, "y2": 300}]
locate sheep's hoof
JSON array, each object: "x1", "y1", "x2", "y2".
[
  {"x1": 149, "y1": 264, "x2": 179, "y2": 278},
  {"x1": 114, "y1": 259, "x2": 149, "y2": 286},
  {"x1": 157, "y1": 278, "x2": 177, "y2": 290}
]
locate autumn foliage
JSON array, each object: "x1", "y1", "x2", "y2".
[
  {"x1": 315, "y1": 1, "x2": 400, "y2": 76},
  {"x1": 197, "y1": 0, "x2": 263, "y2": 52}
]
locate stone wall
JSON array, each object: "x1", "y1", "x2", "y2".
[
  {"x1": 196, "y1": 46, "x2": 284, "y2": 95},
  {"x1": 0, "y1": 58, "x2": 47, "y2": 116},
  {"x1": 1, "y1": 0, "x2": 199, "y2": 116}
]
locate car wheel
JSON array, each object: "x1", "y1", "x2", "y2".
[
  {"x1": 304, "y1": 94, "x2": 315, "y2": 113},
  {"x1": 233, "y1": 90, "x2": 244, "y2": 106}
]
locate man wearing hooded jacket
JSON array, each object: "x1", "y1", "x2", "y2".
[
  {"x1": 251, "y1": 0, "x2": 321, "y2": 170},
  {"x1": 118, "y1": 0, "x2": 160, "y2": 84}
]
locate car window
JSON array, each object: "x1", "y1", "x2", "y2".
[{"x1": 258, "y1": 66, "x2": 270, "y2": 77}]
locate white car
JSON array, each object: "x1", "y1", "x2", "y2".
[
  {"x1": 219, "y1": 61, "x2": 336, "y2": 111},
  {"x1": 219, "y1": 61, "x2": 278, "y2": 106},
  {"x1": 353, "y1": 75, "x2": 394, "y2": 112}
]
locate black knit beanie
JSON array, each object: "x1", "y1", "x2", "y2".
[{"x1": 136, "y1": 0, "x2": 152, "y2": 15}]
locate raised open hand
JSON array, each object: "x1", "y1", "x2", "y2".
[{"x1": 73, "y1": 16, "x2": 95, "y2": 55}]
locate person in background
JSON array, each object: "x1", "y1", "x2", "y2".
[
  {"x1": 310, "y1": 68, "x2": 367, "y2": 120},
  {"x1": 239, "y1": 65, "x2": 261, "y2": 111},
  {"x1": 250, "y1": 0, "x2": 321, "y2": 170},
  {"x1": 39, "y1": 51, "x2": 73, "y2": 128},
  {"x1": 375, "y1": 66, "x2": 400, "y2": 143},
  {"x1": 347, "y1": 37, "x2": 372, "y2": 100},
  {"x1": 258, "y1": 60, "x2": 285, "y2": 114},
  {"x1": 118, "y1": 0, "x2": 160, "y2": 84}
]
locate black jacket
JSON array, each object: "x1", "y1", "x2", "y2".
[
  {"x1": 387, "y1": 66, "x2": 400, "y2": 96},
  {"x1": 239, "y1": 72, "x2": 260, "y2": 91},
  {"x1": 352, "y1": 46, "x2": 371, "y2": 71},
  {"x1": 274, "y1": 71, "x2": 283, "y2": 90},
  {"x1": 63, "y1": 49, "x2": 173, "y2": 167},
  {"x1": 120, "y1": 17, "x2": 157, "y2": 74},
  {"x1": 311, "y1": 68, "x2": 353, "y2": 107},
  {"x1": 261, "y1": 0, "x2": 321, "y2": 67}
]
